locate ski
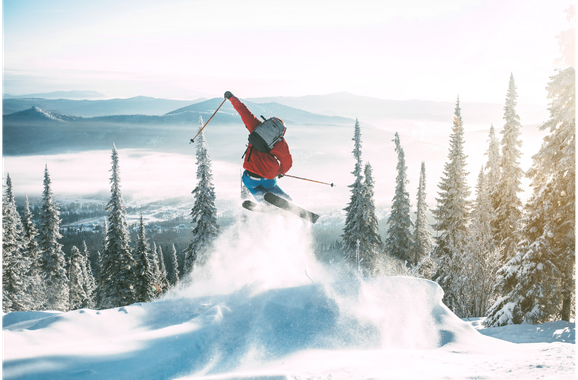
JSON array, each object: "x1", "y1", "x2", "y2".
[
  {"x1": 263, "y1": 192, "x2": 320, "y2": 224},
  {"x1": 242, "y1": 200, "x2": 270, "y2": 213}
]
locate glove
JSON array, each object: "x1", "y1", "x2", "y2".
[
  {"x1": 277, "y1": 173, "x2": 284, "y2": 179},
  {"x1": 224, "y1": 91, "x2": 233, "y2": 99}
]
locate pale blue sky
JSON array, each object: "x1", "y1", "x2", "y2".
[{"x1": 3, "y1": 0, "x2": 573, "y2": 104}]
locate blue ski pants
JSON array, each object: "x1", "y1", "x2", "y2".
[{"x1": 242, "y1": 170, "x2": 291, "y2": 202}]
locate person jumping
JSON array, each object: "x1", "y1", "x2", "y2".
[{"x1": 224, "y1": 91, "x2": 292, "y2": 202}]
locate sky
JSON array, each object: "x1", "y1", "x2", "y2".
[{"x1": 3, "y1": 0, "x2": 574, "y2": 105}]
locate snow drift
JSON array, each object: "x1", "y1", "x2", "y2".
[{"x1": 3, "y1": 213, "x2": 573, "y2": 379}]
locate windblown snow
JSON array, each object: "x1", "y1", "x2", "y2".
[{"x1": 2, "y1": 213, "x2": 575, "y2": 379}]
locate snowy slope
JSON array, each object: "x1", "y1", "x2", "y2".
[{"x1": 3, "y1": 213, "x2": 575, "y2": 379}]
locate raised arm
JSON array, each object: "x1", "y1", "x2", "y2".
[{"x1": 226, "y1": 92, "x2": 261, "y2": 132}]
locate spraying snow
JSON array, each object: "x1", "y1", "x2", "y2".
[{"x1": 3, "y1": 212, "x2": 575, "y2": 379}]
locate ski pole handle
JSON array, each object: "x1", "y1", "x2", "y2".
[
  {"x1": 283, "y1": 174, "x2": 335, "y2": 187},
  {"x1": 190, "y1": 98, "x2": 228, "y2": 143}
]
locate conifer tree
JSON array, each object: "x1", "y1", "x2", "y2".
[
  {"x1": 386, "y1": 132, "x2": 414, "y2": 264},
  {"x1": 151, "y1": 241, "x2": 161, "y2": 288},
  {"x1": 157, "y1": 245, "x2": 170, "y2": 293},
  {"x1": 487, "y1": 67, "x2": 576, "y2": 325},
  {"x1": 485, "y1": 125, "x2": 502, "y2": 210},
  {"x1": 413, "y1": 162, "x2": 432, "y2": 264},
  {"x1": 80, "y1": 241, "x2": 96, "y2": 308},
  {"x1": 534, "y1": 66, "x2": 575, "y2": 322},
  {"x1": 94, "y1": 218, "x2": 107, "y2": 308},
  {"x1": 168, "y1": 244, "x2": 180, "y2": 286},
  {"x1": 460, "y1": 168, "x2": 500, "y2": 317},
  {"x1": 38, "y1": 166, "x2": 69, "y2": 311},
  {"x1": 184, "y1": 117, "x2": 220, "y2": 275},
  {"x1": 3, "y1": 174, "x2": 32, "y2": 312},
  {"x1": 342, "y1": 119, "x2": 370, "y2": 274},
  {"x1": 22, "y1": 194, "x2": 44, "y2": 309},
  {"x1": 358, "y1": 162, "x2": 383, "y2": 274},
  {"x1": 431, "y1": 99, "x2": 470, "y2": 312},
  {"x1": 69, "y1": 245, "x2": 90, "y2": 310},
  {"x1": 133, "y1": 214, "x2": 155, "y2": 303},
  {"x1": 494, "y1": 74, "x2": 524, "y2": 262},
  {"x1": 98, "y1": 145, "x2": 138, "y2": 308}
]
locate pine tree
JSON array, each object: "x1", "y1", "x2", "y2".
[
  {"x1": 342, "y1": 119, "x2": 371, "y2": 274},
  {"x1": 80, "y1": 241, "x2": 96, "y2": 308},
  {"x1": 488, "y1": 67, "x2": 576, "y2": 324},
  {"x1": 386, "y1": 132, "x2": 414, "y2": 264},
  {"x1": 358, "y1": 163, "x2": 383, "y2": 274},
  {"x1": 38, "y1": 166, "x2": 69, "y2": 311},
  {"x1": 168, "y1": 244, "x2": 180, "y2": 286},
  {"x1": 485, "y1": 125, "x2": 502, "y2": 209},
  {"x1": 413, "y1": 162, "x2": 432, "y2": 265},
  {"x1": 183, "y1": 117, "x2": 220, "y2": 275},
  {"x1": 94, "y1": 218, "x2": 107, "y2": 308},
  {"x1": 22, "y1": 194, "x2": 44, "y2": 310},
  {"x1": 68, "y1": 246, "x2": 90, "y2": 310},
  {"x1": 431, "y1": 99, "x2": 471, "y2": 312},
  {"x1": 494, "y1": 74, "x2": 524, "y2": 262},
  {"x1": 157, "y1": 245, "x2": 170, "y2": 293},
  {"x1": 151, "y1": 241, "x2": 161, "y2": 289},
  {"x1": 133, "y1": 214, "x2": 155, "y2": 303},
  {"x1": 532, "y1": 66, "x2": 575, "y2": 322},
  {"x1": 460, "y1": 168, "x2": 500, "y2": 318},
  {"x1": 485, "y1": 233, "x2": 561, "y2": 326},
  {"x1": 99, "y1": 145, "x2": 138, "y2": 308},
  {"x1": 2, "y1": 174, "x2": 32, "y2": 312}
]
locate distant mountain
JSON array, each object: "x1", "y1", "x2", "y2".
[
  {"x1": 167, "y1": 98, "x2": 354, "y2": 126},
  {"x1": 2, "y1": 96, "x2": 202, "y2": 117},
  {"x1": 3, "y1": 100, "x2": 356, "y2": 156},
  {"x1": 248, "y1": 92, "x2": 549, "y2": 125},
  {"x1": 4, "y1": 90, "x2": 106, "y2": 99},
  {"x1": 3, "y1": 106, "x2": 83, "y2": 123}
]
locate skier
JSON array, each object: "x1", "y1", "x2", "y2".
[{"x1": 224, "y1": 90, "x2": 293, "y2": 202}]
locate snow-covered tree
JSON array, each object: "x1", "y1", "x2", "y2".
[
  {"x1": 183, "y1": 117, "x2": 220, "y2": 275},
  {"x1": 151, "y1": 241, "x2": 161, "y2": 290},
  {"x1": 98, "y1": 145, "x2": 138, "y2": 308},
  {"x1": 22, "y1": 194, "x2": 44, "y2": 310},
  {"x1": 485, "y1": 124, "x2": 502, "y2": 250},
  {"x1": 80, "y1": 241, "x2": 96, "y2": 308},
  {"x1": 168, "y1": 244, "x2": 180, "y2": 286},
  {"x1": 38, "y1": 166, "x2": 69, "y2": 311},
  {"x1": 459, "y1": 168, "x2": 500, "y2": 318},
  {"x1": 485, "y1": 234, "x2": 561, "y2": 326},
  {"x1": 358, "y1": 162, "x2": 383, "y2": 274},
  {"x1": 3, "y1": 174, "x2": 31, "y2": 312},
  {"x1": 157, "y1": 245, "x2": 170, "y2": 293},
  {"x1": 133, "y1": 215, "x2": 155, "y2": 303},
  {"x1": 431, "y1": 99, "x2": 471, "y2": 312},
  {"x1": 486, "y1": 67, "x2": 575, "y2": 326},
  {"x1": 94, "y1": 218, "x2": 107, "y2": 308},
  {"x1": 494, "y1": 74, "x2": 524, "y2": 262},
  {"x1": 413, "y1": 162, "x2": 432, "y2": 264},
  {"x1": 385, "y1": 132, "x2": 414, "y2": 264},
  {"x1": 68, "y1": 246, "x2": 90, "y2": 310},
  {"x1": 342, "y1": 118, "x2": 365, "y2": 268},
  {"x1": 531, "y1": 66, "x2": 575, "y2": 322}
]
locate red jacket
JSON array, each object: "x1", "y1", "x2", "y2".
[{"x1": 229, "y1": 96, "x2": 292, "y2": 179}]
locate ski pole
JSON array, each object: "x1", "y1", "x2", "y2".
[
  {"x1": 283, "y1": 174, "x2": 335, "y2": 187},
  {"x1": 190, "y1": 98, "x2": 227, "y2": 143}
]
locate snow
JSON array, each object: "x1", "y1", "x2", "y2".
[{"x1": 3, "y1": 213, "x2": 575, "y2": 379}]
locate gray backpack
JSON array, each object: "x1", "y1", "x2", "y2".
[{"x1": 248, "y1": 117, "x2": 286, "y2": 153}]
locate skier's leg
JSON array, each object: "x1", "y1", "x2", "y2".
[
  {"x1": 242, "y1": 171, "x2": 268, "y2": 202},
  {"x1": 260, "y1": 179, "x2": 292, "y2": 201}
]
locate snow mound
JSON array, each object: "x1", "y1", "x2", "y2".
[
  {"x1": 3, "y1": 213, "x2": 573, "y2": 379},
  {"x1": 3, "y1": 276, "x2": 490, "y2": 379}
]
